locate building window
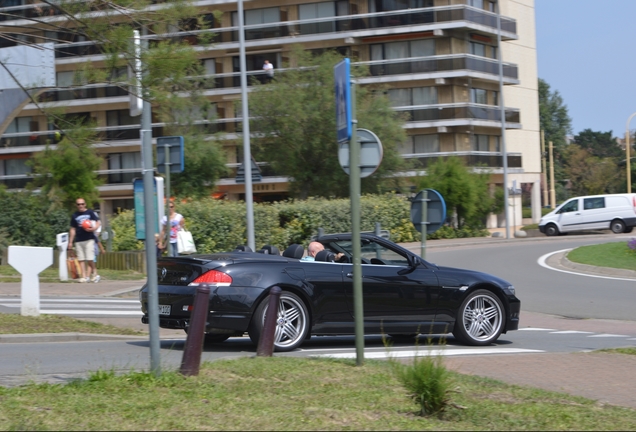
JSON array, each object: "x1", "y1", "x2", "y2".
[
  {"x1": 468, "y1": 0, "x2": 484, "y2": 8},
  {"x1": 2, "y1": 158, "x2": 31, "y2": 176},
  {"x1": 299, "y1": 1, "x2": 349, "y2": 34},
  {"x1": 108, "y1": 152, "x2": 141, "y2": 184},
  {"x1": 388, "y1": 86, "x2": 437, "y2": 107},
  {"x1": 404, "y1": 134, "x2": 439, "y2": 154},
  {"x1": 5, "y1": 117, "x2": 33, "y2": 134},
  {"x1": 472, "y1": 134, "x2": 489, "y2": 151},
  {"x1": 232, "y1": 7, "x2": 280, "y2": 40},
  {"x1": 471, "y1": 88, "x2": 488, "y2": 105},
  {"x1": 371, "y1": 39, "x2": 435, "y2": 75},
  {"x1": 470, "y1": 42, "x2": 486, "y2": 57},
  {"x1": 369, "y1": 0, "x2": 433, "y2": 12}
]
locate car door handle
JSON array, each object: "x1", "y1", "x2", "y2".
[{"x1": 346, "y1": 273, "x2": 353, "y2": 278}]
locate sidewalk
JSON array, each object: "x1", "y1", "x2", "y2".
[{"x1": 2, "y1": 236, "x2": 636, "y2": 408}]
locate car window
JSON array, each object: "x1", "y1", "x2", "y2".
[
  {"x1": 583, "y1": 197, "x2": 605, "y2": 210},
  {"x1": 328, "y1": 239, "x2": 409, "y2": 266},
  {"x1": 557, "y1": 199, "x2": 578, "y2": 214}
]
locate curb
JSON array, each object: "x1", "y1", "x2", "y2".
[{"x1": 0, "y1": 333, "x2": 148, "y2": 344}]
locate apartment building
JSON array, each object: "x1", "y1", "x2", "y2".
[{"x1": 0, "y1": 0, "x2": 541, "y2": 226}]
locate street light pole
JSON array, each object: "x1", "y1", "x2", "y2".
[{"x1": 626, "y1": 113, "x2": 635, "y2": 194}]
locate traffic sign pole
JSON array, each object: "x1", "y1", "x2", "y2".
[
  {"x1": 420, "y1": 190, "x2": 428, "y2": 259},
  {"x1": 350, "y1": 81, "x2": 365, "y2": 367}
]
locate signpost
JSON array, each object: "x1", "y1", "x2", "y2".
[
  {"x1": 133, "y1": 177, "x2": 165, "y2": 240},
  {"x1": 410, "y1": 189, "x2": 446, "y2": 259},
  {"x1": 335, "y1": 59, "x2": 386, "y2": 367},
  {"x1": 156, "y1": 136, "x2": 184, "y2": 248}
]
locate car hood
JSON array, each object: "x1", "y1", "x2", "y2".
[{"x1": 435, "y1": 265, "x2": 512, "y2": 288}]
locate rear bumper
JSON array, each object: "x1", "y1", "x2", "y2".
[{"x1": 141, "y1": 312, "x2": 251, "y2": 333}]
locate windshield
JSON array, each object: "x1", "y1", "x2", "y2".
[{"x1": 328, "y1": 239, "x2": 409, "y2": 265}]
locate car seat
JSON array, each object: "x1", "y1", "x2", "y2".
[
  {"x1": 282, "y1": 244, "x2": 304, "y2": 259},
  {"x1": 315, "y1": 250, "x2": 336, "y2": 262},
  {"x1": 258, "y1": 245, "x2": 280, "y2": 255}
]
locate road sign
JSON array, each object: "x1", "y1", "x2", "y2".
[
  {"x1": 133, "y1": 177, "x2": 164, "y2": 240},
  {"x1": 410, "y1": 189, "x2": 447, "y2": 234},
  {"x1": 338, "y1": 129, "x2": 383, "y2": 178},
  {"x1": 156, "y1": 136, "x2": 184, "y2": 173},
  {"x1": 334, "y1": 58, "x2": 351, "y2": 143}
]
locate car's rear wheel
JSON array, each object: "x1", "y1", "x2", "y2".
[
  {"x1": 248, "y1": 290, "x2": 309, "y2": 352},
  {"x1": 544, "y1": 223, "x2": 559, "y2": 236},
  {"x1": 452, "y1": 289, "x2": 504, "y2": 346},
  {"x1": 610, "y1": 219, "x2": 626, "y2": 234}
]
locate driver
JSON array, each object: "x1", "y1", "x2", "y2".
[{"x1": 302, "y1": 241, "x2": 345, "y2": 262}]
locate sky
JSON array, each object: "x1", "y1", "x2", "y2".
[{"x1": 534, "y1": 0, "x2": 636, "y2": 138}]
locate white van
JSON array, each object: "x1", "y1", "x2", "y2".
[{"x1": 539, "y1": 193, "x2": 636, "y2": 236}]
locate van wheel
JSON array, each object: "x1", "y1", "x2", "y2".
[
  {"x1": 625, "y1": 227, "x2": 634, "y2": 233},
  {"x1": 545, "y1": 224, "x2": 559, "y2": 236},
  {"x1": 610, "y1": 219, "x2": 626, "y2": 234}
]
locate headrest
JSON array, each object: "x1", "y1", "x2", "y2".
[
  {"x1": 282, "y1": 244, "x2": 304, "y2": 259},
  {"x1": 234, "y1": 245, "x2": 253, "y2": 252},
  {"x1": 258, "y1": 245, "x2": 280, "y2": 255},
  {"x1": 315, "y1": 250, "x2": 336, "y2": 262}
]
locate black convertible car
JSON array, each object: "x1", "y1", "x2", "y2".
[{"x1": 140, "y1": 233, "x2": 520, "y2": 352}]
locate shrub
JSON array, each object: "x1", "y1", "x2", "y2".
[
  {"x1": 628, "y1": 238, "x2": 636, "y2": 254},
  {"x1": 106, "y1": 193, "x2": 494, "y2": 252},
  {"x1": 391, "y1": 354, "x2": 453, "y2": 417}
]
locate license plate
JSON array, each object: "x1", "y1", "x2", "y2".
[{"x1": 158, "y1": 305, "x2": 171, "y2": 316}]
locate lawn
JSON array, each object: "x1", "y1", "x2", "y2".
[
  {"x1": 566, "y1": 241, "x2": 636, "y2": 271},
  {"x1": 0, "y1": 265, "x2": 145, "y2": 283},
  {"x1": 1, "y1": 356, "x2": 636, "y2": 431},
  {"x1": 0, "y1": 313, "x2": 143, "y2": 335}
]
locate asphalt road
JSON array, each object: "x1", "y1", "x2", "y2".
[{"x1": 419, "y1": 233, "x2": 636, "y2": 321}]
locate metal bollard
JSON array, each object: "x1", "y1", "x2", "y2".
[
  {"x1": 256, "y1": 286, "x2": 282, "y2": 357},
  {"x1": 180, "y1": 284, "x2": 210, "y2": 376}
]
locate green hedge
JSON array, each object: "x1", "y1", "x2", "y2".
[{"x1": 110, "y1": 194, "x2": 421, "y2": 253}]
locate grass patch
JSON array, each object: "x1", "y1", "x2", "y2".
[
  {"x1": 567, "y1": 242, "x2": 636, "y2": 271},
  {"x1": 0, "y1": 314, "x2": 143, "y2": 336},
  {"x1": 598, "y1": 347, "x2": 636, "y2": 355},
  {"x1": 1, "y1": 357, "x2": 635, "y2": 430},
  {"x1": 0, "y1": 265, "x2": 145, "y2": 283}
]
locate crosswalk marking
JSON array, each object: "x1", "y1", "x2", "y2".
[
  {"x1": 588, "y1": 333, "x2": 630, "y2": 338},
  {"x1": 314, "y1": 347, "x2": 545, "y2": 359},
  {"x1": 550, "y1": 330, "x2": 594, "y2": 334},
  {"x1": 0, "y1": 297, "x2": 142, "y2": 317}
]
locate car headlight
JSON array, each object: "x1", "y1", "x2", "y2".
[{"x1": 504, "y1": 285, "x2": 515, "y2": 296}]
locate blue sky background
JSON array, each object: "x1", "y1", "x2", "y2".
[{"x1": 535, "y1": 0, "x2": 636, "y2": 137}]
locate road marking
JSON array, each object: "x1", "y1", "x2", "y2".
[
  {"x1": 314, "y1": 348, "x2": 544, "y2": 359},
  {"x1": 588, "y1": 333, "x2": 630, "y2": 338},
  {"x1": 518, "y1": 327, "x2": 556, "y2": 331},
  {"x1": 39, "y1": 310, "x2": 143, "y2": 316},
  {"x1": 550, "y1": 330, "x2": 594, "y2": 334},
  {"x1": 538, "y1": 249, "x2": 636, "y2": 281},
  {"x1": 0, "y1": 298, "x2": 139, "y2": 303}
]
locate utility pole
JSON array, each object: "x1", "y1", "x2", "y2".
[
  {"x1": 549, "y1": 141, "x2": 556, "y2": 209},
  {"x1": 540, "y1": 130, "x2": 548, "y2": 207}
]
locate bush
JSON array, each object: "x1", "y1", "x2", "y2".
[
  {"x1": 109, "y1": 193, "x2": 421, "y2": 252},
  {"x1": 427, "y1": 225, "x2": 489, "y2": 240},
  {"x1": 391, "y1": 354, "x2": 453, "y2": 417},
  {"x1": 0, "y1": 190, "x2": 69, "y2": 248}
]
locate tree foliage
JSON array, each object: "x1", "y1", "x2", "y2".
[
  {"x1": 573, "y1": 129, "x2": 624, "y2": 159},
  {"x1": 564, "y1": 145, "x2": 623, "y2": 196},
  {"x1": 28, "y1": 116, "x2": 103, "y2": 211},
  {"x1": 538, "y1": 78, "x2": 572, "y2": 182},
  {"x1": 416, "y1": 158, "x2": 499, "y2": 228},
  {"x1": 13, "y1": 0, "x2": 227, "y2": 200},
  {"x1": 0, "y1": 188, "x2": 69, "y2": 248},
  {"x1": 248, "y1": 49, "x2": 408, "y2": 199}
]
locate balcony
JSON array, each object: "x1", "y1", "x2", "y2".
[
  {"x1": 0, "y1": 4, "x2": 517, "y2": 59},
  {"x1": 406, "y1": 152, "x2": 522, "y2": 169},
  {"x1": 362, "y1": 54, "x2": 518, "y2": 83},
  {"x1": 395, "y1": 103, "x2": 521, "y2": 129}
]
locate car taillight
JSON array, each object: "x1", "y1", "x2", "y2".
[{"x1": 188, "y1": 270, "x2": 232, "y2": 286}]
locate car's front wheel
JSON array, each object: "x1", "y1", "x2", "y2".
[
  {"x1": 544, "y1": 223, "x2": 559, "y2": 236},
  {"x1": 452, "y1": 289, "x2": 504, "y2": 346},
  {"x1": 248, "y1": 290, "x2": 309, "y2": 352}
]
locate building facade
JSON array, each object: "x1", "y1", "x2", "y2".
[{"x1": 0, "y1": 0, "x2": 541, "y2": 225}]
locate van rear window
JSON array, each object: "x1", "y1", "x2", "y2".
[{"x1": 583, "y1": 197, "x2": 605, "y2": 210}]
